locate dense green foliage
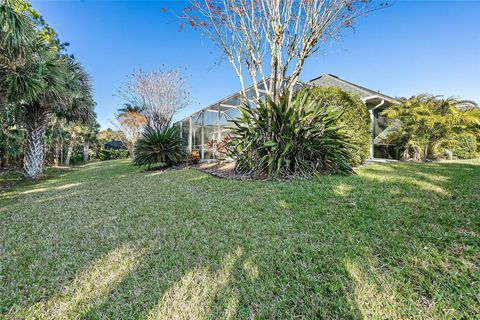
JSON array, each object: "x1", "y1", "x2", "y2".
[
  {"x1": 441, "y1": 133, "x2": 478, "y2": 159},
  {"x1": 0, "y1": 108, "x2": 25, "y2": 167},
  {"x1": 98, "y1": 149, "x2": 129, "y2": 161},
  {"x1": 303, "y1": 87, "x2": 371, "y2": 166},
  {"x1": 382, "y1": 94, "x2": 480, "y2": 161},
  {"x1": 134, "y1": 127, "x2": 185, "y2": 168},
  {"x1": 1, "y1": 159, "x2": 479, "y2": 318},
  {"x1": 0, "y1": 0, "x2": 96, "y2": 178},
  {"x1": 229, "y1": 92, "x2": 354, "y2": 178}
]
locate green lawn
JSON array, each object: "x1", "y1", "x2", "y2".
[{"x1": 1, "y1": 159, "x2": 479, "y2": 319}]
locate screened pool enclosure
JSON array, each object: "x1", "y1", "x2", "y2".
[
  {"x1": 173, "y1": 87, "x2": 255, "y2": 160},
  {"x1": 173, "y1": 82, "x2": 302, "y2": 160},
  {"x1": 174, "y1": 74, "x2": 397, "y2": 161}
]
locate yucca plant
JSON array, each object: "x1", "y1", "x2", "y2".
[
  {"x1": 134, "y1": 126, "x2": 186, "y2": 168},
  {"x1": 229, "y1": 91, "x2": 354, "y2": 178}
]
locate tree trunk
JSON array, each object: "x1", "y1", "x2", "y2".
[
  {"x1": 83, "y1": 140, "x2": 89, "y2": 162},
  {"x1": 65, "y1": 130, "x2": 77, "y2": 165},
  {"x1": 53, "y1": 138, "x2": 62, "y2": 167},
  {"x1": 52, "y1": 120, "x2": 62, "y2": 167},
  {"x1": 60, "y1": 137, "x2": 64, "y2": 164},
  {"x1": 128, "y1": 144, "x2": 135, "y2": 160},
  {"x1": 23, "y1": 108, "x2": 48, "y2": 180}
]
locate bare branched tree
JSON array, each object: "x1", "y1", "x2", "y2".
[
  {"x1": 182, "y1": 0, "x2": 389, "y2": 101},
  {"x1": 117, "y1": 69, "x2": 189, "y2": 131}
]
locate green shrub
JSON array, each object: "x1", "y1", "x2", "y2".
[
  {"x1": 229, "y1": 91, "x2": 354, "y2": 178},
  {"x1": 442, "y1": 133, "x2": 478, "y2": 159},
  {"x1": 71, "y1": 153, "x2": 85, "y2": 165},
  {"x1": 99, "y1": 149, "x2": 129, "y2": 161},
  {"x1": 382, "y1": 94, "x2": 479, "y2": 161},
  {"x1": 303, "y1": 87, "x2": 370, "y2": 166},
  {"x1": 134, "y1": 127, "x2": 186, "y2": 168}
]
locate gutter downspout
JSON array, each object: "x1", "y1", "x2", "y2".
[{"x1": 369, "y1": 99, "x2": 385, "y2": 160}]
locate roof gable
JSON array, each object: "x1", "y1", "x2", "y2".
[{"x1": 308, "y1": 74, "x2": 395, "y2": 102}]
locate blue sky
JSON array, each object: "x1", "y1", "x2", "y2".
[{"x1": 32, "y1": 0, "x2": 480, "y2": 129}]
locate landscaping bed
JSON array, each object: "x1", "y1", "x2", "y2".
[{"x1": 193, "y1": 161, "x2": 242, "y2": 179}]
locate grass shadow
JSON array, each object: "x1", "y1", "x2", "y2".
[{"x1": 1, "y1": 159, "x2": 479, "y2": 318}]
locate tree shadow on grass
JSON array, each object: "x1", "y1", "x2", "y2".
[
  {"x1": 1, "y1": 160, "x2": 479, "y2": 318},
  {"x1": 0, "y1": 166, "x2": 76, "y2": 194}
]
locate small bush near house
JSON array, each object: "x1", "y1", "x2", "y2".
[
  {"x1": 188, "y1": 149, "x2": 200, "y2": 164},
  {"x1": 229, "y1": 91, "x2": 354, "y2": 178},
  {"x1": 303, "y1": 87, "x2": 371, "y2": 166},
  {"x1": 134, "y1": 127, "x2": 185, "y2": 168},
  {"x1": 99, "y1": 149, "x2": 130, "y2": 161},
  {"x1": 442, "y1": 133, "x2": 478, "y2": 159}
]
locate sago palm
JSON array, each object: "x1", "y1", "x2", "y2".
[{"x1": 134, "y1": 127, "x2": 185, "y2": 168}]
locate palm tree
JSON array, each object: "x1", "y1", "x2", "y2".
[
  {"x1": 63, "y1": 125, "x2": 79, "y2": 166},
  {"x1": 436, "y1": 97, "x2": 479, "y2": 129},
  {"x1": 21, "y1": 53, "x2": 93, "y2": 177},
  {"x1": 0, "y1": 1, "x2": 95, "y2": 179},
  {"x1": 48, "y1": 117, "x2": 67, "y2": 166},
  {"x1": 117, "y1": 103, "x2": 145, "y2": 115},
  {"x1": 114, "y1": 103, "x2": 147, "y2": 159},
  {"x1": 59, "y1": 58, "x2": 96, "y2": 166},
  {"x1": 81, "y1": 121, "x2": 99, "y2": 162},
  {"x1": 383, "y1": 94, "x2": 479, "y2": 161},
  {"x1": 114, "y1": 112, "x2": 146, "y2": 159}
]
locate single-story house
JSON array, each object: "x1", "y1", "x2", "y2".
[{"x1": 174, "y1": 74, "x2": 397, "y2": 160}]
